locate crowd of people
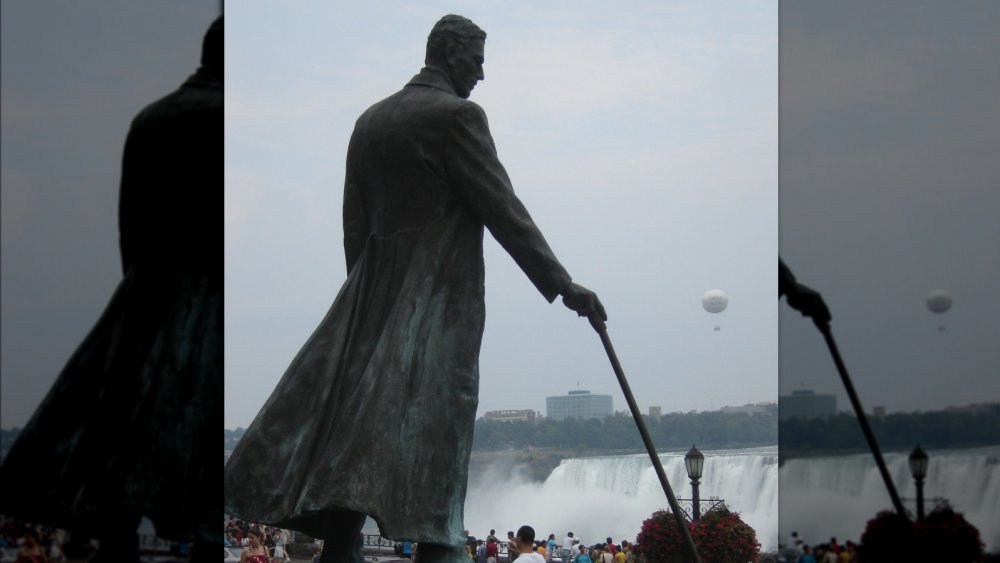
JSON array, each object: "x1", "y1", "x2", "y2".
[
  {"x1": 224, "y1": 517, "x2": 293, "y2": 562},
  {"x1": 391, "y1": 527, "x2": 638, "y2": 563},
  {"x1": 220, "y1": 519, "x2": 868, "y2": 563},
  {"x1": 459, "y1": 529, "x2": 639, "y2": 563},
  {"x1": 0, "y1": 517, "x2": 71, "y2": 562},
  {"x1": 222, "y1": 517, "x2": 648, "y2": 563},
  {"x1": 781, "y1": 531, "x2": 857, "y2": 563}
]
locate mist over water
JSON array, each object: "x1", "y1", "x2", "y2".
[
  {"x1": 780, "y1": 446, "x2": 1000, "y2": 552},
  {"x1": 463, "y1": 446, "x2": 778, "y2": 552}
]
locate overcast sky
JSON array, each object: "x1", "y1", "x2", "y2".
[
  {"x1": 4, "y1": 2, "x2": 991, "y2": 434},
  {"x1": 224, "y1": 2, "x2": 778, "y2": 429},
  {"x1": 779, "y1": 1, "x2": 1000, "y2": 415},
  {"x1": 1, "y1": 1, "x2": 219, "y2": 429}
]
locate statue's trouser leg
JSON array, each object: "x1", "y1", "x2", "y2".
[
  {"x1": 418, "y1": 542, "x2": 469, "y2": 563},
  {"x1": 90, "y1": 512, "x2": 142, "y2": 563},
  {"x1": 318, "y1": 509, "x2": 367, "y2": 563}
]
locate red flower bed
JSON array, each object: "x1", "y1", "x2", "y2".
[
  {"x1": 859, "y1": 507, "x2": 983, "y2": 562},
  {"x1": 635, "y1": 508, "x2": 760, "y2": 563}
]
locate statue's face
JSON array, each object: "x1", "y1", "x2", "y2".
[{"x1": 447, "y1": 37, "x2": 485, "y2": 99}]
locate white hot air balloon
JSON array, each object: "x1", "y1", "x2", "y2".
[
  {"x1": 926, "y1": 289, "x2": 952, "y2": 331},
  {"x1": 702, "y1": 289, "x2": 728, "y2": 331}
]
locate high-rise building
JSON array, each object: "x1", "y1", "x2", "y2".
[{"x1": 546, "y1": 390, "x2": 613, "y2": 420}]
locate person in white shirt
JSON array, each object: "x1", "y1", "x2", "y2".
[
  {"x1": 514, "y1": 526, "x2": 545, "y2": 563},
  {"x1": 561, "y1": 532, "x2": 575, "y2": 561}
]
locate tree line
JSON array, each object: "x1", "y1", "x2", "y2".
[
  {"x1": 214, "y1": 405, "x2": 1000, "y2": 454},
  {"x1": 472, "y1": 410, "x2": 777, "y2": 452},
  {"x1": 778, "y1": 404, "x2": 1000, "y2": 454},
  {"x1": 220, "y1": 412, "x2": 776, "y2": 453}
]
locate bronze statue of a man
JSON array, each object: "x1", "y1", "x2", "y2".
[{"x1": 224, "y1": 15, "x2": 604, "y2": 563}]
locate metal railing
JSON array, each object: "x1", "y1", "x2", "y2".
[
  {"x1": 360, "y1": 536, "x2": 544, "y2": 561},
  {"x1": 673, "y1": 496, "x2": 727, "y2": 521},
  {"x1": 362, "y1": 534, "x2": 399, "y2": 552},
  {"x1": 900, "y1": 496, "x2": 950, "y2": 518}
]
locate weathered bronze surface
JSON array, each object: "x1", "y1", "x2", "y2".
[{"x1": 224, "y1": 15, "x2": 603, "y2": 557}]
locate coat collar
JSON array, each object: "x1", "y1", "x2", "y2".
[
  {"x1": 182, "y1": 65, "x2": 223, "y2": 92},
  {"x1": 406, "y1": 66, "x2": 457, "y2": 96}
]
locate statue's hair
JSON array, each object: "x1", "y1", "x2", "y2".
[{"x1": 425, "y1": 14, "x2": 486, "y2": 66}]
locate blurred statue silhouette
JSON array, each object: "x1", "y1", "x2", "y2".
[
  {"x1": 224, "y1": 14, "x2": 605, "y2": 563},
  {"x1": 0, "y1": 15, "x2": 223, "y2": 563},
  {"x1": 779, "y1": 257, "x2": 831, "y2": 326}
]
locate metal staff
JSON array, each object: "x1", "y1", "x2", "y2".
[
  {"x1": 587, "y1": 314, "x2": 702, "y2": 563},
  {"x1": 815, "y1": 318, "x2": 908, "y2": 517}
]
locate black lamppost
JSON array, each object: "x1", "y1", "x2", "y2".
[
  {"x1": 909, "y1": 445, "x2": 929, "y2": 521},
  {"x1": 685, "y1": 444, "x2": 705, "y2": 521}
]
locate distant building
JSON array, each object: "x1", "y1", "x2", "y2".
[
  {"x1": 720, "y1": 401, "x2": 777, "y2": 415},
  {"x1": 873, "y1": 405, "x2": 887, "y2": 418},
  {"x1": 649, "y1": 406, "x2": 663, "y2": 417},
  {"x1": 546, "y1": 390, "x2": 613, "y2": 421},
  {"x1": 779, "y1": 390, "x2": 836, "y2": 420},
  {"x1": 483, "y1": 409, "x2": 537, "y2": 423},
  {"x1": 943, "y1": 402, "x2": 1000, "y2": 414}
]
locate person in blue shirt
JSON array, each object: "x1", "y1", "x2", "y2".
[{"x1": 545, "y1": 535, "x2": 557, "y2": 562}]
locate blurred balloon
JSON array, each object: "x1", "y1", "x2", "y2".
[
  {"x1": 926, "y1": 289, "x2": 952, "y2": 331},
  {"x1": 702, "y1": 289, "x2": 728, "y2": 331},
  {"x1": 926, "y1": 289, "x2": 952, "y2": 314},
  {"x1": 702, "y1": 289, "x2": 728, "y2": 313}
]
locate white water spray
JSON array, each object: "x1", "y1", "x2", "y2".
[
  {"x1": 463, "y1": 446, "x2": 778, "y2": 552},
  {"x1": 779, "y1": 446, "x2": 1000, "y2": 552}
]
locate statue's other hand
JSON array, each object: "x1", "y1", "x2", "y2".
[{"x1": 561, "y1": 282, "x2": 608, "y2": 329}]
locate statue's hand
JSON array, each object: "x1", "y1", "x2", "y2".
[
  {"x1": 561, "y1": 282, "x2": 608, "y2": 330},
  {"x1": 787, "y1": 282, "x2": 831, "y2": 325}
]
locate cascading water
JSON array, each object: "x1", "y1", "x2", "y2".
[
  {"x1": 464, "y1": 446, "x2": 778, "y2": 552},
  {"x1": 779, "y1": 446, "x2": 1000, "y2": 552}
]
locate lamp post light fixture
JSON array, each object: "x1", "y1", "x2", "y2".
[
  {"x1": 685, "y1": 444, "x2": 705, "y2": 521},
  {"x1": 909, "y1": 445, "x2": 929, "y2": 520}
]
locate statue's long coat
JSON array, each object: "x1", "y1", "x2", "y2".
[
  {"x1": 0, "y1": 66, "x2": 223, "y2": 542},
  {"x1": 224, "y1": 68, "x2": 572, "y2": 545}
]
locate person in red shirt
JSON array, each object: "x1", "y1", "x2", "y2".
[{"x1": 485, "y1": 537, "x2": 498, "y2": 563}]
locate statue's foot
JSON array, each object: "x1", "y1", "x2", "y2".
[
  {"x1": 418, "y1": 543, "x2": 469, "y2": 563},
  {"x1": 90, "y1": 545, "x2": 140, "y2": 563},
  {"x1": 190, "y1": 542, "x2": 217, "y2": 563},
  {"x1": 91, "y1": 528, "x2": 141, "y2": 563},
  {"x1": 318, "y1": 543, "x2": 365, "y2": 563}
]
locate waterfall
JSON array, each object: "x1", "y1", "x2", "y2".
[
  {"x1": 464, "y1": 446, "x2": 778, "y2": 552},
  {"x1": 779, "y1": 446, "x2": 1000, "y2": 552}
]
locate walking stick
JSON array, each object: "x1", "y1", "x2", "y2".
[
  {"x1": 814, "y1": 318, "x2": 908, "y2": 518},
  {"x1": 585, "y1": 314, "x2": 702, "y2": 563}
]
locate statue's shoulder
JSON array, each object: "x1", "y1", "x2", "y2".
[
  {"x1": 130, "y1": 68, "x2": 222, "y2": 133},
  {"x1": 356, "y1": 81, "x2": 484, "y2": 132}
]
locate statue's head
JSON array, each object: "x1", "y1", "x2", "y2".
[
  {"x1": 425, "y1": 14, "x2": 486, "y2": 99},
  {"x1": 202, "y1": 15, "x2": 223, "y2": 72}
]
